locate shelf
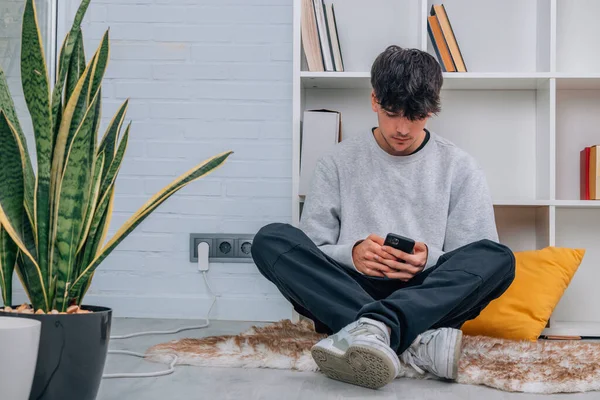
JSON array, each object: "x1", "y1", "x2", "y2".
[
  {"x1": 553, "y1": 200, "x2": 600, "y2": 208},
  {"x1": 300, "y1": 72, "x2": 553, "y2": 90},
  {"x1": 441, "y1": 73, "x2": 552, "y2": 90},
  {"x1": 294, "y1": 0, "x2": 600, "y2": 336},
  {"x1": 301, "y1": 72, "x2": 600, "y2": 90},
  {"x1": 493, "y1": 200, "x2": 551, "y2": 207}
]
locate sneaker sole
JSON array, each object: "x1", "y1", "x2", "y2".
[
  {"x1": 311, "y1": 344, "x2": 397, "y2": 389},
  {"x1": 446, "y1": 328, "x2": 463, "y2": 380}
]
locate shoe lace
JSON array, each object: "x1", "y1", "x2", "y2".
[
  {"x1": 400, "y1": 348, "x2": 426, "y2": 374},
  {"x1": 400, "y1": 330, "x2": 439, "y2": 375},
  {"x1": 348, "y1": 321, "x2": 386, "y2": 343}
]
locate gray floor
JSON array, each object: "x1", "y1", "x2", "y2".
[{"x1": 98, "y1": 318, "x2": 596, "y2": 400}]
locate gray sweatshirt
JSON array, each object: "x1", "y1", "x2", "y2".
[{"x1": 299, "y1": 129, "x2": 499, "y2": 272}]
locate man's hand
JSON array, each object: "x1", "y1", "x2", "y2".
[
  {"x1": 374, "y1": 242, "x2": 429, "y2": 281},
  {"x1": 352, "y1": 234, "x2": 397, "y2": 277}
]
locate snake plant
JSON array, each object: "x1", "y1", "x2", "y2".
[{"x1": 0, "y1": 0, "x2": 232, "y2": 312}]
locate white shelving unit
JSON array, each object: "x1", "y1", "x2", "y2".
[{"x1": 291, "y1": 0, "x2": 600, "y2": 336}]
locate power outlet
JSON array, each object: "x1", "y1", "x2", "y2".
[
  {"x1": 190, "y1": 233, "x2": 255, "y2": 263},
  {"x1": 189, "y1": 236, "x2": 215, "y2": 262},
  {"x1": 216, "y1": 237, "x2": 236, "y2": 258},
  {"x1": 236, "y1": 238, "x2": 253, "y2": 259}
]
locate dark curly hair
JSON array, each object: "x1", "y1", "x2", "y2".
[{"x1": 370, "y1": 45, "x2": 443, "y2": 121}]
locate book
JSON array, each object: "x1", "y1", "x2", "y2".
[
  {"x1": 580, "y1": 145, "x2": 600, "y2": 200},
  {"x1": 301, "y1": 0, "x2": 344, "y2": 72},
  {"x1": 299, "y1": 109, "x2": 342, "y2": 196},
  {"x1": 589, "y1": 145, "x2": 600, "y2": 200},
  {"x1": 325, "y1": 3, "x2": 344, "y2": 72},
  {"x1": 427, "y1": 15, "x2": 455, "y2": 72},
  {"x1": 313, "y1": 0, "x2": 334, "y2": 72},
  {"x1": 300, "y1": 0, "x2": 324, "y2": 71},
  {"x1": 581, "y1": 146, "x2": 591, "y2": 200},
  {"x1": 430, "y1": 4, "x2": 467, "y2": 72}
]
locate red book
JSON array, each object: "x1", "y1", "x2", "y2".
[{"x1": 581, "y1": 147, "x2": 591, "y2": 200}]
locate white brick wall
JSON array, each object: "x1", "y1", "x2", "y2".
[{"x1": 41, "y1": 0, "x2": 294, "y2": 320}]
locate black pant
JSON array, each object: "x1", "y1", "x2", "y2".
[{"x1": 251, "y1": 223, "x2": 515, "y2": 355}]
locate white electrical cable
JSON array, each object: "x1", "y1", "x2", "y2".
[
  {"x1": 101, "y1": 351, "x2": 178, "y2": 379},
  {"x1": 102, "y1": 271, "x2": 217, "y2": 379}
]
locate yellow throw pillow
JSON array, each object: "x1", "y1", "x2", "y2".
[{"x1": 461, "y1": 246, "x2": 585, "y2": 341}]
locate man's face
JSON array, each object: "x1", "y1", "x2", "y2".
[{"x1": 371, "y1": 91, "x2": 429, "y2": 156}]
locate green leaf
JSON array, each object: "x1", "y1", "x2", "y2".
[
  {"x1": 21, "y1": 0, "x2": 52, "y2": 147},
  {"x1": 49, "y1": 51, "x2": 97, "y2": 274},
  {"x1": 53, "y1": 93, "x2": 99, "y2": 312},
  {"x1": 65, "y1": 28, "x2": 86, "y2": 104},
  {"x1": 0, "y1": 69, "x2": 35, "y2": 231},
  {"x1": 52, "y1": 0, "x2": 90, "y2": 124},
  {"x1": 100, "y1": 122, "x2": 130, "y2": 200},
  {"x1": 15, "y1": 214, "x2": 46, "y2": 310},
  {"x1": 77, "y1": 36, "x2": 87, "y2": 76},
  {"x1": 51, "y1": 19, "x2": 104, "y2": 203},
  {"x1": 75, "y1": 187, "x2": 113, "y2": 304},
  {"x1": 91, "y1": 87, "x2": 102, "y2": 153},
  {"x1": 96, "y1": 191, "x2": 114, "y2": 252},
  {"x1": 0, "y1": 225, "x2": 17, "y2": 306},
  {"x1": 21, "y1": 0, "x2": 53, "y2": 289},
  {"x1": 98, "y1": 99, "x2": 128, "y2": 178},
  {"x1": 75, "y1": 271, "x2": 95, "y2": 306},
  {"x1": 0, "y1": 111, "x2": 48, "y2": 310},
  {"x1": 89, "y1": 30, "x2": 109, "y2": 103},
  {"x1": 0, "y1": 111, "x2": 28, "y2": 259},
  {"x1": 77, "y1": 122, "x2": 130, "y2": 270},
  {"x1": 78, "y1": 186, "x2": 114, "y2": 272},
  {"x1": 14, "y1": 254, "x2": 34, "y2": 308},
  {"x1": 75, "y1": 93, "x2": 103, "y2": 269},
  {"x1": 49, "y1": 274, "x2": 57, "y2": 309},
  {"x1": 64, "y1": 29, "x2": 107, "y2": 147},
  {"x1": 66, "y1": 53, "x2": 97, "y2": 160},
  {"x1": 78, "y1": 152, "x2": 105, "y2": 255},
  {"x1": 70, "y1": 151, "x2": 233, "y2": 297}
]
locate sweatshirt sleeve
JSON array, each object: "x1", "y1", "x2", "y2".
[
  {"x1": 425, "y1": 163, "x2": 499, "y2": 269},
  {"x1": 299, "y1": 157, "x2": 361, "y2": 272}
]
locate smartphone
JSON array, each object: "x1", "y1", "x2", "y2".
[{"x1": 384, "y1": 233, "x2": 415, "y2": 254}]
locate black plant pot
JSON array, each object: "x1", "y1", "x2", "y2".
[{"x1": 0, "y1": 305, "x2": 112, "y2": 400}]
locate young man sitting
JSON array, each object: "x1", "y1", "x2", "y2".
[{"x1": 251, "y1": 45, "x2": 515, "y2": 390}]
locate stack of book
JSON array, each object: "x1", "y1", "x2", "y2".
[
  {"x1": 580, "y1": 145, "x2": 600, "y2": 200},
  {"x1": 427, "y1": 4, "x2": 467, "y2": 72},
  {"x1": 300, "y1": 0, "x2": 344, "y2": 72}
]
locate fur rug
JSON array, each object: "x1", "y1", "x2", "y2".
[{"x1": 145, "y1": 319, "x2": 600, "y2": 394}]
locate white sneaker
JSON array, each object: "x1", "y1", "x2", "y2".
[
  {"x1": 400, "y1": 327, "x2": 463, "y2": 380},
  {"x1": 311, "y1": 317, "x2": 401, "y2": 389}
]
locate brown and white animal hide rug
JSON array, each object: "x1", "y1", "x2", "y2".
[{"x1": 145, "y1": 319, "x2": 600, "y2": 394}]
